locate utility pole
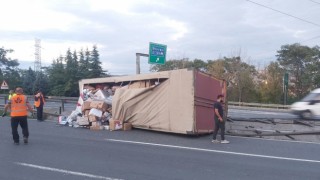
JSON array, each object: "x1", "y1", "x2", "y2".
[
  {"x1": 34, "y1": 38, "x2": 42, "y2": 73},
  {"x1": 34, "y1": 38, "x2": 42, "y2": 91}
]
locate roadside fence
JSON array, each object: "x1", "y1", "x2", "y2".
[
  {"x1": 0, "y1": 94, "x2": 291, "y2": 112},
  {"x1": 228, "y1": 101, "x2": 291, "y2": 110}
]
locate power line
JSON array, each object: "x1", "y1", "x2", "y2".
[
  {"x1": 309, "y1": 0, "x2": 320, "y2": 5},
  {"x1": 246, "y1": 0, "x2": 320, "y2": 27},
  {"x1": 301, "y1": 35, "x2": 320, "y2": 43},
  {"x1": 249, "y1": 34, "x2": 320, "y2": 61}
]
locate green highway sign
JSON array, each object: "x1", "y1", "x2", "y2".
[{"x1": 149, "y1": 42, "x2": 167, "y2": 65}]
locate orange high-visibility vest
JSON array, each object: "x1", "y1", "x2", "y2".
[
  {"x1": 10, "y1": 95, "x2": 28, "y2": 117},
  {"x1": 34, "y1": 95, "x2": 45, "y2": 107}
]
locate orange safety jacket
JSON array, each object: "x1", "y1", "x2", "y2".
[
  {"x1": 34, "y1": 95, "x2": 45, "y2": 107},
  {"x1": 10, "y1": 95, "x2": 28, "y2": 117}
]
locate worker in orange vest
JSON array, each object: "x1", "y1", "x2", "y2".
[
  {"x1": 34, "y1": 90, "x2": 45, "y2": 121},
  {"x1": 3, "y1": 87, "x2": 34, "y2": 145}
]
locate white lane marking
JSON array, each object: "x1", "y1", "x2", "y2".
[
  {"x1": 15, "y1": 162, "x2": 123, "y2": 180},
  {"x1": 227, "y1": 135, "x2": 320, "y2": 145},
  {"x1": 106, "y1": 139, "x2": 320, "y2": 164}
]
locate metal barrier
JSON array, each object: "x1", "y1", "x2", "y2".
[
  {"x1": 228, "y1": 101, "x2": 290, "y2": 109},
  {"x1": 0, "y1": 94, "x2": 291, "y2": 111},
  {"x1": 0, "y1": 94, "x2": 78, "y2": 114}
]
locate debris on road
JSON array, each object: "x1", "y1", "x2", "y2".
[{"x1": 226, "y1": 117, "x2": 320, "y2": 142}]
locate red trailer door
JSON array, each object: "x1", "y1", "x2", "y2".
[{"x1": 194, "y1": 71, "x2": 226, "y2": 134}]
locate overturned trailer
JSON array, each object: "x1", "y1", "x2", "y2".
[{"x1": 78, "y1": 68, "x2": 227, "y2": 135}]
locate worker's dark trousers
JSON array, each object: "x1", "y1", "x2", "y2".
[
  {"x1": 212, "y1": 118, "x2": 225, "y2": 140},
  {"x1": 11, "y1": 116, "x2": 29, "y2": 143},
  {"x1": 36, "y1": 106, "x2": 43, "y2": 121}
]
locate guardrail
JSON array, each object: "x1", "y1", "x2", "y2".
[
  {"x1": 0, "y1": 94, "x2": 291, "y2": 110},
  {"x1": 0, "y1": 94, "x2": 78, "y2": 113},
  {"x1": 0, "y1": 93, "x2": 294, "y2": 111},
  {"x1": 47, "y1": 99, "x2": 290, "y2": 110},
  {"x1": 228, "y1": 101, "x2": 290, "y2": 109}
]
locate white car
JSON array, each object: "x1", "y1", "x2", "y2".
[{"x1": 291, "y1": 88, "x2": 320, "y2": 119}]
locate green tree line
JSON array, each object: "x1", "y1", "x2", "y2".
[
  {"x1": 0, "y1": 45, "x2": 106, "y2": 97},
  {"x1": 151, "y1": 43, "x2": 320, "y2": 104},
  {"x1": 1, "y1": 43, "x2": 319, "y2": 103}
]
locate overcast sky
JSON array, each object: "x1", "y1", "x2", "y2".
[{"x1": 1, "y1": 0, "x2": 319, "y2": 75}]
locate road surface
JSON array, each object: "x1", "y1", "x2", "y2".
[{"x1": 0, "y1": 117, "x2": 319, "y2": 180}]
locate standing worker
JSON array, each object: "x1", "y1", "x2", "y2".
[
  {"x1": 34, "y1": 90, "x2": 45, "y2": 121},
  {"x1": 2, "y1": 87, "x2": 34, "y2": 145},
  {"x1": 212, "y1": 94, "x2": 230, "y2": 144}
]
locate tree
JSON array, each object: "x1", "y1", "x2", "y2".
[
  {"x1": 224, "y1": 57, "x2": 256, "y2": 102},
  {"x1": 3, "y1": 67, "x2": 21, "y2": 91},
  {"x1": 192, "y1": 59, "x2": 207, "y2": 72},
  {"x1": 257, "y1": 62, "x2": 284, "y2": 103},
  {"x1": 0, "y1": 47, "x2": 21, "y2": 90},
  {"x1": 0, "y1": 48, "x2": 14, "y2": 66},
  {"x1": 0, "y1": 46, "x2": 110, "y2": 96},
  {"x1": 45, "y1": 46, "x2": 108, "y2": 96},
  {"x1": 21, "y1": 67, "x2": 36, "y2": 95},
  {"x1": 0, "y1": 69, "x2": 3, "y2": 84},
  {"x1": 88, "y1": 45, "x2": 105, "y2": 78},
  {"x1": 78, "y1": 49, "x2": 89, "y2": 79},
  {"x1": 33, "y1": 71, "x2": 49, "y2": 95},
  {"x1": 150, "y1": 58, "x2": 197, "y2": 72},
  {"x1": 207, "y1": 59, "x2": 225, "y2": 79},
  {"x1": 308, "y1": 46, "x2": 320, "y2": 89},
  {"x1": 207, "y1": 57, "x2": 257, "y2": 102},
  {"x1": 64, "y1": 49, "x2": 79, "y2": 96},
  {"x1": 276, "y1": 43, "x2": 319, "y2": 100},
  {"x1": 47, "y1": 57, "x2": 66, "y2": 96}
]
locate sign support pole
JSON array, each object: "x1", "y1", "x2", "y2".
[
  {"x1": 135, "y1": 53, "x2": 149, "y2": 74},
  {"x1": 136, "y1": 54, "x2": 140, "y2": 74}
]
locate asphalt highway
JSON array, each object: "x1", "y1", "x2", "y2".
[{"x1": 0, "y1": 117, "x2": 319, "y2": 180}]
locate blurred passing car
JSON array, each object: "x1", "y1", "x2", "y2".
[{"x1": 291, "y1": 88, "x2": 320, "y2": 119}]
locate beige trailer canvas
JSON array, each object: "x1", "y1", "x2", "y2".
[{"x1": 78, "y1": 68, "x2": 227, "y2": 135}]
